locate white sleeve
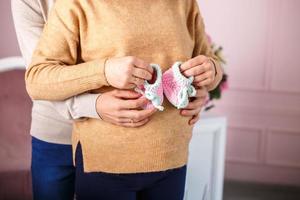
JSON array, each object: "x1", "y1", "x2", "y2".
[{"x1": 11, "y1": 0, "x2": 101, "y2": 120}]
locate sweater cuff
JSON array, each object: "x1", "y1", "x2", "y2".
[
  {"x1": 88, "y1": 58, "x2": 110, "y2": 87},
  {"x1": 74, "y1": 93, "x2": 101, "y2": 119}
]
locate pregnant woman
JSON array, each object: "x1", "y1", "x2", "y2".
[
  {"x1": 25, "y1": 0, "x2": 223, "y2": 199},
  {"x1": 13, "y1": 0, "x2": 201, "y2": 199}
]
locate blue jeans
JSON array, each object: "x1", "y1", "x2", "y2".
[
  {"x1": 31, "y1": 137, "x2": 75, "y2": 200},
  {"x1": 75, "y1": 143, "x2": 187, "y2": 200}
]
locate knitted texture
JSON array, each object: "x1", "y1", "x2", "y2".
[
  {"x1": 163, "y1": 62, "x2": 197, "y2": 109},
  {"x1": 26, "y1": 0, "x2": 223, "y2": 173},
  {"x1": 135, "y1": 64, "x2": 164, "y2": 111},
  {"x1": 12, "y1": 0, "x2": 104, "y2": 145}
]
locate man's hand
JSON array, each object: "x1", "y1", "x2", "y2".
[
  {"x1": 96, "y1": 89, "x2": 157, "y2": 127},
  {"x1": 180, "y1": 55, "x2": 216, "y2": 88},
  {"x1": 105, "y1": 56, "x2": 153, "y2": 89},
  {"x1": 180, "y1": 87, "x2": 208, "y2": 125}
]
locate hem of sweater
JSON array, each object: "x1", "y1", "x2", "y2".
[
  {"x1": 83, "y1": 147, "x2": 189, "y2": 174},
  {"x1": 72, "y1": 131, "x2": 190, "y2": 174},
  {"x1": 30, "y1": 116, "x2": 72, "y2": 145},
  {"x1": 30, "y1": 132, "x2": 72, "y2": 145},
  {"x1": 30, "y1": 101, "x2": 73, "y2": 145}
]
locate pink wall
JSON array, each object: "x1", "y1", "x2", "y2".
[
  {"x1": 198, "y1": 0, "x2": 300, "y2": 186},
  {"x1": 0, "y1": 70, "x2": 32, "y2": 199},
  {"x1": 0, "y1": 0, "x2": 21, "y2": 57}
]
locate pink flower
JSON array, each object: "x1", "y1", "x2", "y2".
[
  {"x1": 206, "y1": 34, "x2": 212, "y2": 45},
  {"x1": 220, "y1": 81, "x2": 229, "y2": 91}
]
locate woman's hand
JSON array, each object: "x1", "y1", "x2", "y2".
[
  {"x1": 180, "y1": 55, "x2": 216, "y2": 88},
  {"x1": 180, "y1": 87, "x2": 208, "y2": 125},
  {"x1": 96, "y1": 89, "x2": 157, "y2": 127},
  {"x1": 105, "y1": 56, "x2": 153, "y2": 89}
]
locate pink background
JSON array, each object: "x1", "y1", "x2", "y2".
[
  {"x1": 199, "y1": 0, "x2": 300, "y2": 185},
  {"x1": 0, "y1": 1, "x2": 20, "y2": 57},
  {"x1": 1, "y1": 0, "x2": 300, "y2": 186}
]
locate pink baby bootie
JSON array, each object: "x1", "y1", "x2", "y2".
[
  {"x1": 162, "y1": 61, "x2": 197, "y2": 109},
  {"x1": 135, "y1": 63, "x2": 164, "y2": 111}
]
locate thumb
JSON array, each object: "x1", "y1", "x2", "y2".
[{"x1": 113, "y1": 89, "x2": 142, "y2": 99}]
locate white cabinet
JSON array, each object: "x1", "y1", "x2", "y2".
[{"x1": 185, "y1": 114, "x2": 227, "y2": 200}]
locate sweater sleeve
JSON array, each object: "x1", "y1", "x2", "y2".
[
  {"x1": 191, "y1": 0, "x2": 223, "y2": 91},
  {"x1": 11, "y1": 0, "x2": 101, "y2": 120},
  {"x1": 52, "y1": 93, "x2": 101, "y2": 120},
  {"x1": 25, "y1": 0, "x2": 110, "y2": 101}
]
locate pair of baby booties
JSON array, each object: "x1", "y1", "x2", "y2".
[{"x1": 135, "y1": 62, "x2": 197, "y2": 111}]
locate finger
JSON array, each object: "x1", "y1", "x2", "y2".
[
  {"x1": 203, "y1": 61, "x2": 213, "y2": 71},
  {"x1": 189, "y1": 114, "x2": 200, "y2": 125},
  {"x1": 132, "y1": 67, "x2": 152, "y2": 80},
  {"x1": 183, "y1": 99, "x2": 204, "y2": 110},
  {"x1": 120, "y1": 97, "x2": 149, "y2": 109},
  {"x1": 118, "y1": 118, "x2": 150, "y2": 128},
  {"x1": 132, "y1": 57, "x2": 153, "y2": 74},
  {"x1": 124, "y1": 83, "x2": 138, "y2": 89},
  {"x1": 180, "y1": 108, "x2": 201, "y2": 116},
  {"x1": 113, "y1": 116, "x2": 150, "y2": 124},
  {"x1": 119, "y1": 108, "x2": 157, "y2": 121},
  {"x1": 112, "y1": 117, "x2": 133, "y2": 123},
  {"x1": 195, "y1": 78, "x2": 213, "y2": 87},
  {"x1": 99, "y1": 113, "x2": 133, "y2": 125},
  {"x1": 209, "y1": 59, "x2": 217, "y2": 75},
  {"x1": 194, "y1": 71, "x2": 213, "y2": 83},
  {"x1": 195, "y1": 88, "x2": 208, "y2": 98},
  {"x1": 113, "y1": 90, "x2": 142, "y2": 99},
  {"x1": 180, "y1": 55, "x2": 209, "y2": 72},
  {"x1": 182, "y1": 65, "x2": 206, "y2": 77},
  {"x1": 105, "y1": 111, "x2": 151, "y2": 127},
  {"x1": 183, "y1": 59, "x2": 213, "y2": 77},
  {"x1": 130, "y1": 76, "x2": 145, "y2": 86}
]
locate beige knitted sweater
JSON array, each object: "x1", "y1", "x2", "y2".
[
  {"x1": 11, "y1": 0, "x2": 102, "y2": 145},
  {"x1": 26, "y1": 0, "x2": 223, "y2": 173}
]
